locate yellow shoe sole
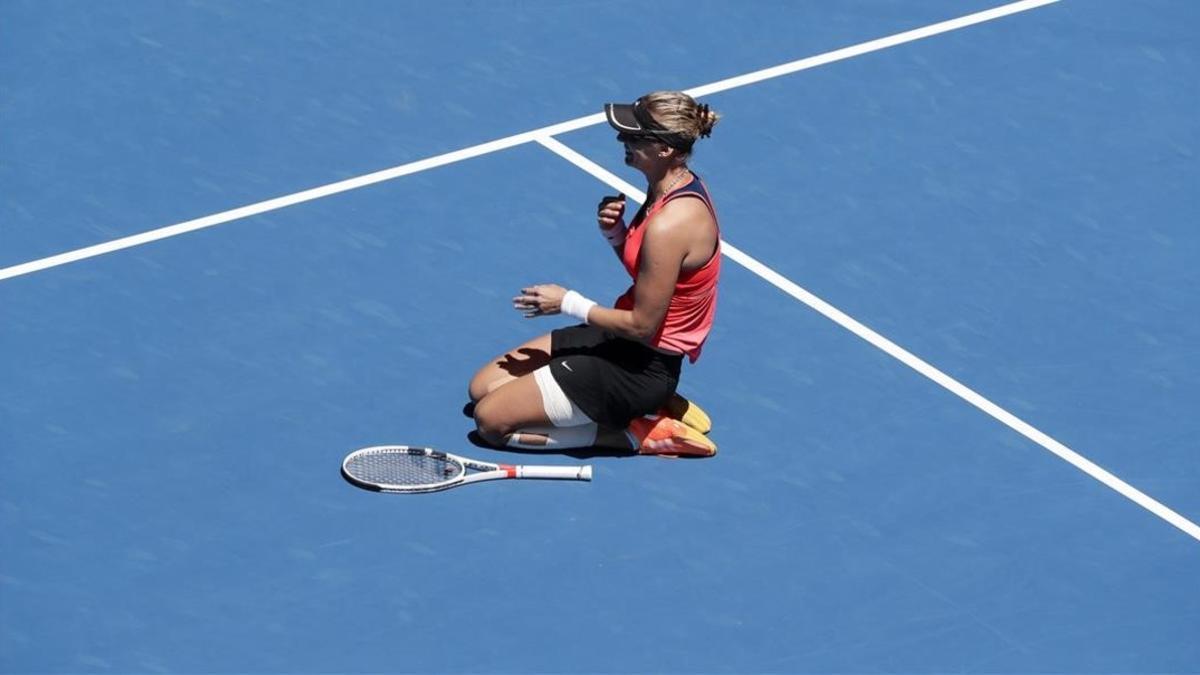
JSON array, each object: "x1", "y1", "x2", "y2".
[{"x1": 663, "y1": 393, "x2": 713, "y2": 435}]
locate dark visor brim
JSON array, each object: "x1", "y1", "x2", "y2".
[
  {"x1": 604, "y1": 100, "x2": 693, "y2": 149},
  {"x1": 604, "y1": 103, "x2": 643, "y2": 133}
]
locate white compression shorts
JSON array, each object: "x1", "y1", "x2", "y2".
[{"x1": 533, "y1": 364, "x2": 594, "y2": 427}]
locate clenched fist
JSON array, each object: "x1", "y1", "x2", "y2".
[{"x1": 597, "y1": 194, "x2": 627, "y2": 246}]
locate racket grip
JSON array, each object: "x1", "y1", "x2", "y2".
[{"x1": 517, "y1": 465, "x2": 593, "y2": 481}]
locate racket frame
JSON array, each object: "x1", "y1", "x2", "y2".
[{"x1": 341, "y1": 445, "x2": 592, "y2": 493}]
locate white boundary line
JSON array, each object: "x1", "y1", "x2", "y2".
[
  {"x1": 1, "y1": 0, "x2": 1058, "y2": 283},
  {"x1": 534, "y1": 134, "x2": 1200, "y2": 544},
  {"x1": 0, "y1": 116, "x2": 601, "y2": 282},
  {"x1": 682, "y1": 0, "x2": 1061, "y2": 99}
]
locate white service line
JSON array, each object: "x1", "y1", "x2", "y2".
[
  {"x1": 534, "y1": 134, "x2": 1200, "y2": 544},
  {"x1": 1, "y1": 0, "x2": 1059, "y2": 282}
]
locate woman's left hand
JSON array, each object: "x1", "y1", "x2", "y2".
[{"x1": 513, "y1": 284, "x2": 567, "y2": 318}]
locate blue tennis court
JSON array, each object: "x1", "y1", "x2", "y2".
[{"x1": 2, "y1": 1, "x2": 1197, "y2": 672}]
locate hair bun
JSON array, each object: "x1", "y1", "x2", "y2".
[{"x1": 697, "y1": 102, "x2": 720, "y2": 138}]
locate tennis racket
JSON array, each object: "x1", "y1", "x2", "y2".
[{"x1": 341, "y1": 445, "x2": 593, "y2": 494}]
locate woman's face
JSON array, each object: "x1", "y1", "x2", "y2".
[{"x1": 618, "y1": 133, "x2": 666, "y2": 170}]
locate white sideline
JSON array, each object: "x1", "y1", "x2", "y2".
[
  {"x1": 1, "y1": 0, "x2": 1058, "y2": 282},
  {"x1": 533, "y1": 134, "x2": 1200, "y2": 544}
]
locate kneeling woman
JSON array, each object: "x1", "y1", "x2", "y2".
[{"x1": 469, "y1": 91, "x2": 722, "y2": 457}]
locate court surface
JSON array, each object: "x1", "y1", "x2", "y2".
[{"x1": 2, "y1": 1, "x2": 1198, "y2": 672}]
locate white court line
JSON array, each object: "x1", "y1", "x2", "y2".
[
  {"x1": 1, "y1": 0, "x2": 1058, "y2": 282},
  {"x1": 0, "y1": 115, "x2": 601, "y2": 282},
  {"x1": 534, "y1": 134, "x2": 1200, "y2": 544},
  {"x1": 682, "y1": 0, "x2": 1061, "y2": 99}
]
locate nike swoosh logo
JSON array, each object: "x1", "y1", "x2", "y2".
[{"x1": 562, "y1": 361, "x2": 573, "y2": 372}]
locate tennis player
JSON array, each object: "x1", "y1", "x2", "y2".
[{"x1": 469, "y1": 91, "x2": 722, "y2": 457}]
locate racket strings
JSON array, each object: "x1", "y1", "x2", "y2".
[{"x1": 345, "y1": 451, "x2": 464, "y2": 487}]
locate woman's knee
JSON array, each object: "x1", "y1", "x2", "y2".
[
  {"x1": 467, "y1": 365, "x2": 493, "y2": 403},
  {"x1": 472, "y1": 396, "x2": 515, "y2": 442},
  {"x1": 469, "y1": 335, "x2": 554, "y2": 402},
  {"x1": 474, "y1": 372, "x2": 551, "y2": 445}
]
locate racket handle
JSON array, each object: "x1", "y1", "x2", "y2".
[{"x1": 516, "y1": 465, "x2": 593, "y2": 481}]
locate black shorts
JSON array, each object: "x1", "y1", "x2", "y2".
[{"x1": 548, "y1": 324, "x2": 682, "y2": 428}]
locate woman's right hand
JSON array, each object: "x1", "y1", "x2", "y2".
[{"x1": 597, "y1": 193, "x2": 626, "y2": 232}]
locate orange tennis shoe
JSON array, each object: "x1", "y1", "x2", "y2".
[{"x1": 627, "y1": 414, "x2": 717, "y2": 458}]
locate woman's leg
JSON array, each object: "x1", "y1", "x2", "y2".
[
  {"x1": 473, "y1": 372, "x2": 587, "y2": 448},
  {"x1": 467, "y1": 333, "x2": 553, "y2": 403},
  {"x1": 475, "y1": 355, "x2": 636, "y2": 450},
  {"x1": 470, "y1": 331, "x2": 609, "y2": 449}
]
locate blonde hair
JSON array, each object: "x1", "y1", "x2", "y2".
[{"x1": 640, "y1": 91, "x2": 721, "y2": 154}]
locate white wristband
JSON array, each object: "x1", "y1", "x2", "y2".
[
  {"x1": 561, "y1": 290, "x2": 598, "y2": 324},
  {"x1": 601, "y1": 223, "x2": 627, "y2": 247}
]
